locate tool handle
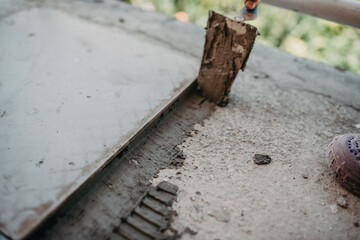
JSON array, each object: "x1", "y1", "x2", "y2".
[{"x1": 244, "y1": 0, "x2": 261, "y2": 10}]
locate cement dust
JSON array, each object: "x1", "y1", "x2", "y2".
[{"x1": 152, "y1": 65, "x2": 360, "y2": 239}]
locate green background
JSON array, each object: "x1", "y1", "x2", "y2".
[{"x1": 125, "y1": 0, "x2": 360, "y2": 74}]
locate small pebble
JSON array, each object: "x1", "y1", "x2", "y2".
[
  {"x1": 184, "y1": 227, "x2": 198, "y2": 235},
  {"x1": 302, "y1": 172, "x2": 308, "y2": 179},
  {"x1": 330, "y1": 204, "x2": 338, "y2": 214},
  {"x1": 208, "y1": 206, "x2": 230, "y2": 223},
  {"x1": 253, "y1": 154, "x2": 272, "y2": 165},
  {"x1": 337, "y1": 197, "x2": 348, "y2": 209}
]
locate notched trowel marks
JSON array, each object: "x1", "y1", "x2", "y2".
[
  {"x1": 197, "y1": 11, "x2": 258, "y2": 106},
  {"x1": 112, "y1": 182, "x2": 179, "y2": 240}
]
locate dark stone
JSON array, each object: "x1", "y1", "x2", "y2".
[
  {"x1": 253, "y1": 154, "x2": 272, "y2": 165},
  {"x1": 184, "y1": 227, "x2": 198, "y2": 235}
]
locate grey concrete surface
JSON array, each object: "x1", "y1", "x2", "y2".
[
  {"x1": 154, "y1": 58, "x2": 360, "y2": 238},
  {"x1": 29, "y1": 91, "x2": 215, "y2": 240},
  {"x1": 152, "y1": 17, "x2": 360, "y2": 240},
  {"x1": 0, "y1": 2, "x2": 199, "y2": 239},
  {"x1": 39, "y1": 0, "x2": 360, "y2": 111},
  {"x1": 1, "y1": 0, "x2": 359, "y2": 239}
]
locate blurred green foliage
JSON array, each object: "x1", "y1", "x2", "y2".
[{"x1": 129, "y1": 0, "x2": 360, "y2": 74}]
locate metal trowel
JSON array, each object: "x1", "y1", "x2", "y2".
[
  {"x1": 234, "y1": 4, "x2": 259, "y2": 22},
  {"x1": 197, "y1": 11, "x2": 259, "y2": 106},
  {"x1": 197, "y1": 2, "x2": 260, "y2": 106}
]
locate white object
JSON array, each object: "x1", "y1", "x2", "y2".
[{"x1": 263, "y1": 0, "x2": 360, "y2": 28}]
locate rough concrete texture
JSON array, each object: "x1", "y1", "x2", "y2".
[
  {"x1": 0, "y1": 3, "x2": 200, "y2": 239},
  {"x1": 153, "y1": 48, "x2": 360, "y2": 239},
  {"x1": 29, "y1": 92, "x2": 215, "y2": 240},
  {"x1": 1, "y1": 1, "x2": 359, "y2": 239}
]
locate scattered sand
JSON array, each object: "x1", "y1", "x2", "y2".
[{"x1": 153, "y1": 67, "x2": 360, "y2": 240}]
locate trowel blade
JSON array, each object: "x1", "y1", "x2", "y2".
[
  {"x1": 234, "y1": 6, "x2": 258, "y2": 22},
  {"x1": 198, "y1": 11, "x2": 258, "y2": 106}
]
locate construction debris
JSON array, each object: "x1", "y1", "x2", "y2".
[
  {"x1": 253, "y1": 154, "x2": 272, "y2": 165},
  {"x1": 113, "y1": 182, "x2": 178, "y2": 240},
  {"x1": 337, "y1": 197, "x2": 348, "y2": 209}
]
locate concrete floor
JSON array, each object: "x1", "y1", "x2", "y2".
[
  {"x1": 1, "y1": 0, "x2": 359, "y2": 239},
  {"x1": 155, "y1": 80, "x2": 360, "y2": 240},
  {"x1": 0, "y1": 3, "x2": 198, "y2": 239},
  {"x1": 153, "y1": 49, "x2": 360, "y2": 239},
  {"x1": 150, "y1": 19, "x2": 360, "y2": 240}
]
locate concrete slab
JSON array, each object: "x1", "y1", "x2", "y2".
[
  {"x1": 154, "y1": 44, "x2": 360, "y2": 240},
  {"x1": 1, "y1": 1, "x2": 360, "y2": 240},
  {"x1": 0, "y1": 7, "x2": 198, "y2": 239}
]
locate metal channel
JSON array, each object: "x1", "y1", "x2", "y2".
[{"x1": 262, "y1": 0, "x2": 360, "y2": 28}]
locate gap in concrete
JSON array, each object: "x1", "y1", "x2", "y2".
[{"x1": 28, "y1": 89, "x2": 216, "y2": 240}]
